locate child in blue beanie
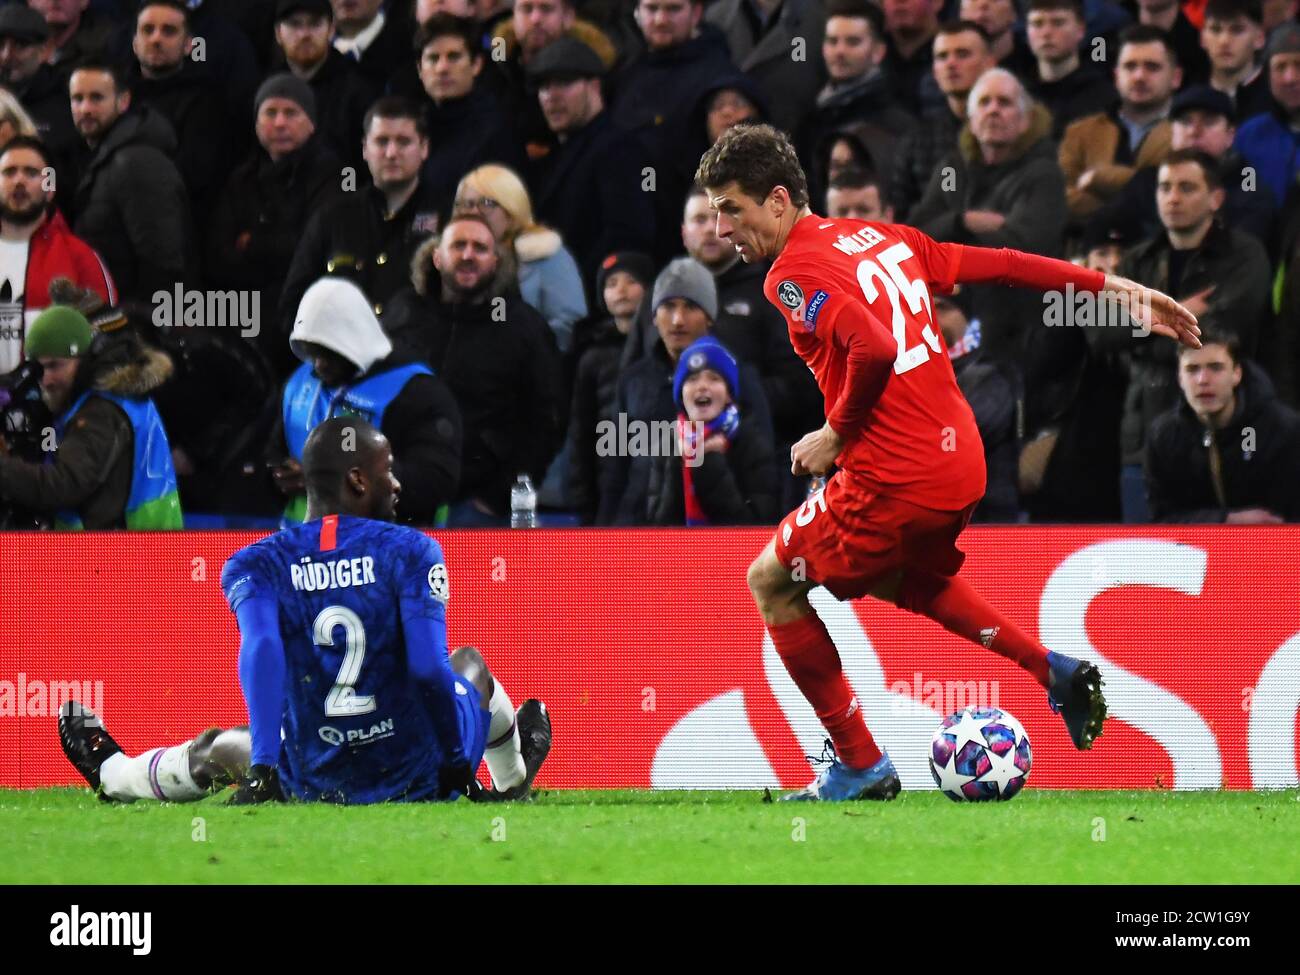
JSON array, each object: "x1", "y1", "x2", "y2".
[{"x1": 646, "y1": 335, "x2": 779, "y2": 525}]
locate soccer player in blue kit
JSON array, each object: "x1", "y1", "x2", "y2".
[{"x1": 58, "y1": 417, "x2": 551, "y2": 804}]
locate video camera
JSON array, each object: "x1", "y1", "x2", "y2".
[{"x1": 0, "y1": 360, "x2": 54, "y2": 529}]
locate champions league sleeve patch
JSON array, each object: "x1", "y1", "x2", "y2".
[
  {"x1": 428, "y1": 564, "x2": 449, "y2": 603},
  {"x1": 427, "y1": 563, "x2": 449, "y2": 603},
  {"x1": 777, "y1": 280, "x2": 805, "y2": 309}
]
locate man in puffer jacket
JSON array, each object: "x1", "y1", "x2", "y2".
[
  {"x1": 645, "y1": 335, "x2": 779, "y2": 525},
  {"x1": 268, "y1": 277, "x2": 462, "y2": 527}
]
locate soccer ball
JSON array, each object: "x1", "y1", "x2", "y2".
[{"x1": 929, "y1": 707, "x2": 1032, "y2": 802}]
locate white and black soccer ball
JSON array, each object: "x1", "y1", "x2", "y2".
[{"x1": 929, "y1": 707, "x2": 1032, "y2": 802}]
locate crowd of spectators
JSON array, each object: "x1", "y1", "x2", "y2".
[{"x1": 0, "y1": 0, "x2": 1296, "y2": 529}]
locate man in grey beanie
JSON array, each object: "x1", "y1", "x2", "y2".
[
  {"x1": 651, "y1": 256, "x2": 720, "y2": 334},
  {"x1": 598, "y1": 257, "x2": 777, "y2": 524},
  {"x1": 206, "y1": 71, "x2": 345, "y2": 375},
  {"x1": 254, "y1": 73, "x2": 318, "y2": 127}
]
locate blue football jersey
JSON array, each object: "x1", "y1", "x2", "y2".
[{"x1": 221, "y1": 515, "x2": 455, "y2": 803}]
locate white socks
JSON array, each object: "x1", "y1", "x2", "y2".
[
  {"x1": 483, "y1": 679, "x2": 526, "y2": 792},
  {"x1": 99, "y1": 742, "x2": 206, "y2": 803}
]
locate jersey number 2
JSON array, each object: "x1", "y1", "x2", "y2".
[
  {"x1": 855, "y1": 242, "x2": 942, "y2": 375},
  {"x1": 313, "y1": 605, "x2": 377, "y2": 717}
]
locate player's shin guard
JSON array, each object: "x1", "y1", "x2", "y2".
[
  {"x1": 896, "y1": 570, "x2": 1051, "y2": 687},
  {"x1": 484, "y1": 679, "x2": 526, "y2": 792},
  {"x1": 99, "y1": 742, "x2": 208, "y2": 803},
  {"x1": 768, "y1": 611, "x2": 883, "y2": 770}
]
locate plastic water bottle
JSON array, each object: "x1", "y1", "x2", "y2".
[
  {"x1": 510, "y1": 473, "x2": 537, "y2": 528},
  {"x1": 807, "y1": 474, "x2": 826, "y2": 498}
]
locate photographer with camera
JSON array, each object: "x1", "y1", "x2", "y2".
[{"x1": 0, "y1": 303, "x2": 182, "y2": 529}]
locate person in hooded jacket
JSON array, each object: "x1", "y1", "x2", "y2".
[
  {"x1": 704, "y1": 0, "x2": 826, "y2": 134},
  {"x1": 267, "y1": 277, "x2": 462, "y2": 527},
  {"x1": 689, "y1": 72, "x2": 768, "y2": 156}
]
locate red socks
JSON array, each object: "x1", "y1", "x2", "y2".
[
  {"x1": 768, "y1": 612, "x2": 883, "y2": 770},
  {"x1": 896, "y1": 571, "x2": 1051, "y2": 687}
]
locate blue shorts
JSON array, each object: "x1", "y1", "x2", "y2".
[{"x1": 450, "y1": 674, "x2": 490, "y2": 791}]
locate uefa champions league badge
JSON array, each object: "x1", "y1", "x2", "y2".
[
  {"x1": 777, "y1": 280, "x2": 804, "y2": 310},
  {"x1": 778, "y1": 280, "x2": 816, "y2": 331},
  {"x1": 427, "y1": 563, "x2": 449, "y2": 602}
]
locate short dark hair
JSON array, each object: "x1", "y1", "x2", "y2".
[
  {"x1": 69, "y1": 61, "x2": 128, "y2": 95},
  {"x1": 1204, "y1": 0, "x2": 1263, "y2": 26},
  {"x1": 414, "y1": 13, "x2": 481, "y2": 57},
  {"x1": 1162, "y1": 147, "x2": 1224, "y2": 190},
  {"x1": 824, "y1": 0, "x2": 886, "y2": 43},
  {"x1": 1026, "y1": 0, "x2": 1085, "y2": 20},
  {"x1": 1119, "y1": 24, "x2": 1180, "y2": 66},
  {"x1": 695, "y1": 122, "x2": 810, "y2": 208},
  {"x1": 363, "y1": 95, "x2": 429, "y2": 140},
  {"x1": 828, "y1": 165, "x2": 889, "y2": 205},
  {"x1": 0, "y1": 135, "x2": 51, "y2": 168},
  {"x1": 935, "y1": 19, "x2": 992, "y2": 46},
  {"x1": 136, "y1": 0, "x2": 192, "y2": 32},
  {"x1": 1178, "y1": 327, "x2": 1240, "y2": 362}
]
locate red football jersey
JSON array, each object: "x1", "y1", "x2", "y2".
[{"x1": 764, "y1": 216, "x2": 985, "y2": 512}]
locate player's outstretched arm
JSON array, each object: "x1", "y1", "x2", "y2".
[
  {"x1": 1100, "y1": 273, "x2": 1202, "y2": 349},
  {"x1": 944, "y1": 243, "x2": 1201, "y2": 349}
]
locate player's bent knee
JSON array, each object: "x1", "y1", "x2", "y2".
[
  {"x1": 187, "y1": 728, "x2": 246, "y2": 790},
  {"x1": 450, "y1": 645, "x2": 493, "y2": 707},
  {"x1": 748, "y1": 546, "x2": 790, "y2": 603},
  {"x1": 204, "y1": 728, "x2": 252, "y2": 786},
  {"x1": 450, "y1": 645, "x2": 484, "y2": 671}
]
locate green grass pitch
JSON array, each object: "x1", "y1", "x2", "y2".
[{"x1": 2, "y1": 788, "x2": 1296, "y2": 884}]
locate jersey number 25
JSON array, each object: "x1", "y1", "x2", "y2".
[{"x1": 856, "y1": 242, "x2": 943, "y2": 376}]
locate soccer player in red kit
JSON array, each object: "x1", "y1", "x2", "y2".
[{"x1": 696, "y1": 124, "x2": 1202, "y2": 801}]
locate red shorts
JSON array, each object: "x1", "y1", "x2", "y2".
[{"x1": 774, "y1": 471, "x2": 977, "y2": 600}]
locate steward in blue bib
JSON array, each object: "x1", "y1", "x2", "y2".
[{"x1": 272, "y1": 278, "x2": 462, "y2": 526}]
